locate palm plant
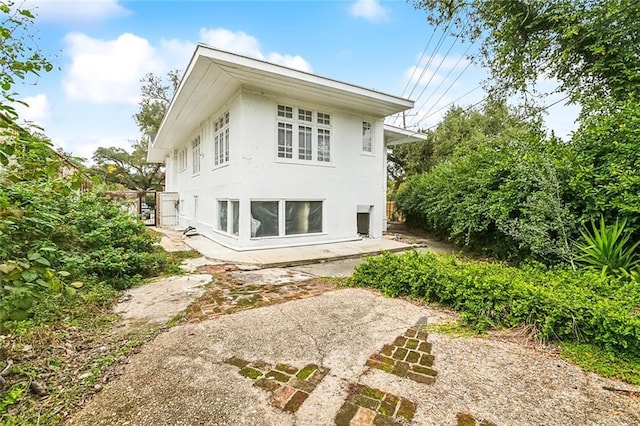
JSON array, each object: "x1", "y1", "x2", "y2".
[{"x1": 574, "y1": 217, "x2": 640, "y2": 277}]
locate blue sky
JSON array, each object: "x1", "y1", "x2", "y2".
[{"x1": 15, "y1": 0, "x2": 579, "y2": 161}]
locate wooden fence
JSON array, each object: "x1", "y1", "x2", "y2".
[{"x1": 386, "y1": 201, "x2": 404, "y2": 222}]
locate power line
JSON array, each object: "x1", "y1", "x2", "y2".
[
  {"x1": 393, "y1": 19, "x2": 459, "y2": 126},
  {"x1": 410, "y1": 44, "x2": 477, "y2": 124},
  {"x1": 403, "y1": 0, "x2": 638, "y2": 130},
  {"x1": 410, "y1": 19, "x2": 471, "y2": 108},
  {"x1": 400, "y1": 26, "x2": 440, "y2": 98}
]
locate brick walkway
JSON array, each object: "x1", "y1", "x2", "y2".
[
  {"x1": 184, "y1": 265, "x2": 335, "y2": 322},
  {"x1": 225, "y1": 357, "x2": 329, "y2": 413},
  {"x1": 181, "y1": 266, "x2": 494, "y2": 425}
]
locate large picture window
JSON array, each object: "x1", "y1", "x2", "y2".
[
  {"x1": 285, "y1": 201, "x2": 322, "y2": 235},
  {"x1": 276, "y1": 104, "x2": 331, "y2": 163},
  {"x1": 251, "y1": 200, "x2": 323, "y2": 238},
  {"x1": 251, "y1": 201, "x2": 279, "y2": 237}
]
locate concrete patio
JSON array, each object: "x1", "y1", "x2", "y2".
[{"x1": 154, "y1": 227, "x2": 413, "y2": 268}]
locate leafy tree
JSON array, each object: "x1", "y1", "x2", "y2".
[
  {"x1": 396, "y1": 123, "x2": 576, "y2": 263},
  {"x1": 133, "y1": 70, "x2": 180, "y2": 137},
  {"x1": 0, "y1": 0, "x2": 54, "y2": 167},
  {"x1": 570, "y1": 97, "x2": 640, "y2": 235},
  {"x1": 90, "y1": 71, "x2": 180, "y2": 190},
  {"x1": 414, "y1": 0, "x2": 640, "y2": 104},
  {"x1": 388, "y1": 99, "x2": 529, "y2": 196},
  {"x1": 92, "y1": 139, "x2": 164, "y2": 191}
]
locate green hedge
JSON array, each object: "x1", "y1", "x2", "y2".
[{"x1": 350, "y1": 251, "x2": 640, "y2": 356}]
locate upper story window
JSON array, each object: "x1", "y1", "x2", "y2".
[
  {"x1": 178, "y1": 147, "x2": 187, "y2": 172},
  {"x1": 317, "y1": 112, "x2": 330, "y2": 125},
  {"x1": 192, "y1": 136, "x2": 201, "y2": 174},
  {"x1": 213, "y1": 111, "x2": 230, "y2": 167},
  {"x1": 276, "y1": 104, "x2": 331, "y2": 163},
  {"x1": 362, "y1": 121, "x2": 372, "y2": 153},
  {"x1": 277, "y1": 105, "x2": 293, "y2": 119}
]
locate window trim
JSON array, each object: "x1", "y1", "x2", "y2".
[
  {"x1": 192, "y1": 135, "x2": 201, "y2": 175},
  {"x1": 212, "y1": 110, "x2": 230, "y2": 169},
  {"x1": 178, "y1": 147, "x2": 187, "y2": 172},
  {"x1": 216, "y1": 198, "x2": 240, "y2": 238},
  {"x1": 275, "y1": 104, "x2": 332, "y2": 164},
  {"x1": 362, "y1": 121, "x2": 373, "y2": 154},
  {"x1": 250, "y1": 198, "x2": 325, "y2": 240}
]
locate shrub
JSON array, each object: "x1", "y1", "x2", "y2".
[
  {"x1": 574, "y1": 217, "x2": 639, "y2": 277},
  {"x1": 0, "y1": 182, "x2": 167, "y2": 326},
  {"x1": 395, "y1": 129, "x2": 576, "y2": 264},
  {"x1": 350, "y1": 251, "x2": 640, "y2": 356},
  {"x1": 570, "y1": 97, "x2": 640, "y2": 237}
]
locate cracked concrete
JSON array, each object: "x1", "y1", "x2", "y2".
[{"x1": 68, "y1": 287, "x2": 640, "y2": 425}]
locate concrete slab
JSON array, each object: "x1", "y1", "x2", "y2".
[
  {"x1": 113, "y1": 274, "x2": 212, "y2": 325},
  {"x1": 291, "y1": 257, "x2": 364, "y2": 278},
  {"x1": 70, "y1": 289, "x2": 640, "y2": 426},
  {"x1": 230, "y1": 268, "x2": 315, "y2": 285},
  {"x1": 153, "y1": 227, "x2": 411, "y2": 268}
]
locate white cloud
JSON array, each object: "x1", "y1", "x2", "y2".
[
  {"x1": 350, "y1": 0, "x2": 388, "y2": 23},
  {"x1": 54, "y1": 135, "x2": 133, "y2": 162},
  {"x1": 62, "y1": 32, "x2": 163, "y2": 104},
  {"x1": 14, "y1": 94, "x2": 51, "y2": 125},
  {"x1": 199, "y1": 28, "x2": 313, "y2": 72},
  {"x1": 62, "y1": 28, "x2": 313, "y2": 105},
  {"x1": 199, "y1": 28, "x2": 263, "y2": 59},
  {"x1": 25, "y1": 0, "x2": 130, "y2": 23},
  {"x1": 265, "y1": 53, "x2": 313, "y2": 73}
]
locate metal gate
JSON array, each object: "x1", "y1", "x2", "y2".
[{"x1": 157, "y1": 192, "x2": 179, "y2": 227}]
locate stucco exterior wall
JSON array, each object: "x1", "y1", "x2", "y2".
[{"x1": 164, "y1": 88, "x2": 386, "y2": 250}]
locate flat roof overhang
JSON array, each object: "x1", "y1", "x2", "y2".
[
  {"x1": 383, "y1": 124, "x2": 430, "y2": 146},
  {"x1": 148, "y1": 45, "x2": 415, "y2": 162}
]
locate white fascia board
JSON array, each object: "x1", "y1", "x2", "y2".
[{"x1": 196, "y1": 45, "x2": 413, "y2": 108}]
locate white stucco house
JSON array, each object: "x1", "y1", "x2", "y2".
[{"x1": 148, "y1": 44, "x2": 427, "y2": 250}]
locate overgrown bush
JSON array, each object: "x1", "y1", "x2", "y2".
[
  {"x1": 570, "y1": 97, "x2": 640, "y2": 237},
  {"x1": 1, "y1": 174, "x2": 166, "y2": 325},
  {"x1": 395, "y1": 129, "x2": 576, "y2": 263},
  {"x1": 350, "y1": 251, "x2": 640, "y2": 356}
]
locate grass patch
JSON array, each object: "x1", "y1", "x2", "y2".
[
  {"x1": 426, "y1": 321, "x2": 481, "y2": 338},
  {"x1": 560, "y1": 342, "x2": 640, "y2": 385},
  {"x1": 0, "y1": 247, "x2": 190, "y2": 425},
  {"x1": 161, "y1": 250, "x2": 202, "y2": 276}
]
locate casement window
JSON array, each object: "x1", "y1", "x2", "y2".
[
  {"x1": 277, "y1": 122, "x2": 293, "y2": 158},
  {"x1": 317, "y1": 128, "x2": 330, "y2": 162},
  {"x1": 276, "y1": 104, "x2": 331, "y2": 163},
  {"x1": 298, "y1": 125, "x2": 312, "y2": 160},
  {"x1": 218, "y1": 199, "x2": 239, "y2": 236},
  {"x1": 213, "y1": 111, "x2": 230, "y2": 167},
  {"x1": 192, "y1": 136, "x2": 201, "y2": 174},
  {"x1": 250, "y1": 199, "x2": 323, "y2": 238},
  {"x1": 178, "y1": 148, "x2": 187, "y2": 172},
  {"x1": 362, "y1": 121, "x2": 372, "y2": 153},
  {"x1": 193, "y1": 195, "x2": 199, "y2": 218}
]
